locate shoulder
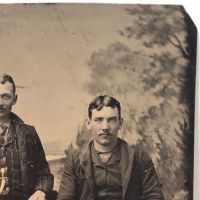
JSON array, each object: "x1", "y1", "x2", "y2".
[
  {"x1": 13, "y1": 120, "x2": 40, "y2": 142},
  {"x1": 64, "y1": 142, "x2": 92, "y2": 167},
  {"x1": 119, "y1": 138, "x2": 151, "y2": 163},
  {"x1": 118, "y1": 138, "x2": 134, "y2": 154},
  {"x1": 65, "y1": 148, "x2": 81, "y2": 159},
  {"x1": 11, "y1": 113, "x2": 36, "y2": 133},
  {"x1": 134, "y1": 145, "x2": 151, "y2": 158},
  {"x1": 20, "y1": 123, "x2": 35, "y2": 129},
  {"x1": 16, "y1": 122, "x2": 37, "y2": 135},
  {"x1": 133, "y1": 145, "x2": 154, "y2": 169},
  {"x1": 119, "y1": 138, "x2": 148, "y2": 157},
  {"x1": 63, "y1": 148, "x2": 83, "y2": 171}
]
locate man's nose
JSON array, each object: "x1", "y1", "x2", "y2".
[
  {"x1": 0, "y1": 97, "x2": 4, "y2": 105},
  {"x1": 102, "y1": 120, "x2": 109, "y2": 130}
]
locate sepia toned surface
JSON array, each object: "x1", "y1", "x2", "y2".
[
  {"x1": 0, "y1": 4, "x2": 135, "y2": 154},
  {"x1": 0, "y1": 4, "x2": 197, "y2": 200}
]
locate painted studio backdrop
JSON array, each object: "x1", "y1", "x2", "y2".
[{"x1": 0, "y1": 4, "x2": 197, "y2": 200}]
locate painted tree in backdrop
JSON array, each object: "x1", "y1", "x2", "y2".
[
  {"x1": 118, "y1": 5, "x2": 196, "y2": 200},
  {"x1": 80, "y1": 5, "x2": 196, "y2": 200}
]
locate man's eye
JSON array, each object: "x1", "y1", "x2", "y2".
[
  {"x1": 109, "y1": 118, "x2": 117, "y2": 123},
  {"x1": 94, "y1": 118, "x2": 102, "y2": 122},
  {"x1": 2, "y1": 95, "x2": 11, "y2": 100}
]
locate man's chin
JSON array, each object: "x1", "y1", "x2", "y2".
[
  {"x1": 0, "y1": 111, "x2": 9, "y2": 119},
  {"x1": 0, "y1": 112, "x2": 5, "y2": 116},
  {"x1": 98, "y1": 139, "x2": 114, "y2": 146}
]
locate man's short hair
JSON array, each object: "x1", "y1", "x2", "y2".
[
  {"x1": 0, "y1": 74, "x2": 16, "y2": 94},
  {"x1": 88, "y1": 95, "x2": 121, "y2": 119}
]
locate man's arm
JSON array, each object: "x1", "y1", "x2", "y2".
[
  {"x1": 29, "y1": 127, "x2": 54, "y2": 196},
  {"x1": 57, "y1": 150, "x2": 79, "y2": 200},
  {"x1": 136, "y1": 149, "x2": 164, "y2": 200}
]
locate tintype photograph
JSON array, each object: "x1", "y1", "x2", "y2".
[{"x1": 0, "y1": 3, "x2": 197, "y2": 200}]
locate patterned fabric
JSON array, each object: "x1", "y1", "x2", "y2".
[
  {"x1": 0, "y1": 124, "x2": 10, "y2": 196},
  {"x1": 5, "y1": 127, "x2": 22, "y2": 196},
  {"x1": 3, "y1": 113, "x2": 54, "y2": 198}
]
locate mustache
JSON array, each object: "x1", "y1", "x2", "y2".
[{"x1": 99, "y1": 132, "x2": 112, "y2": 136}]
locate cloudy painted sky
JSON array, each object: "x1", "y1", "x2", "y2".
[{"x1": 0, "y1": 3, "x2": 137, "y2": 154}]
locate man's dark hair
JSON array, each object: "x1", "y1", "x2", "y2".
[
  {"x1": 88, "y1": 95, "x2": 121, "y2": 119},
  {"x1": 0, "y1": 74, "x2": 16, "y2": 94}
]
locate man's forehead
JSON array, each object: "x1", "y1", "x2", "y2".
[
  {"x1": 91, "y1": 107, "x2": 119, "y2": 117},
  {"x1": 0, "y1": 82, "x2": 14, "y2": 94}
]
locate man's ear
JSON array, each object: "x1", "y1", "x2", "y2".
[
  {"x1": 85, "y1": 118, "x2": 92, "y2": 130},
  {"x1": 119, "y1": 118, "x2": 123, "y2": 129},
  {"x1": 13, "y1": 94, "x2": 18, "y2": 105}
]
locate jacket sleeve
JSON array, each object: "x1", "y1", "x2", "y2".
[
  {"x1": 30, "y1": 126, "x2": 54, "y2": 195},
  {"x1": 57, "y1": 150, "x2": 79, "y2": 200},
  {"x1": 136, "y1": 149, "x2": 164, "y2": 200}
]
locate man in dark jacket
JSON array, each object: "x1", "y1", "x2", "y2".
[
  {"x1": 0, "y1": 74, "x2": 53, "y2": 200},
  {"x1": 57, "y1": 95, "x2": 164, "y2": 200}
]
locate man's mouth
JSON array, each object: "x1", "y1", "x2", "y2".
[{"x1": 99, "y1": 133, "x2": 111, "y2": 136}]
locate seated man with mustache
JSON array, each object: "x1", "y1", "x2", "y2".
[
  {"x1": 57, "y1": 95, "x2": 164, "y2": 200},
  {"x1": 0, "y1": 74, "x2": 53, "y2": 200}
]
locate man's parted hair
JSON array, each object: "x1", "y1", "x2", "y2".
[
  {"x1": 0, "y1": 74, "x2": 16, "y2": 94},
  {"x1": 88, "y1": 95, "x2": 121, "y2": 119}
]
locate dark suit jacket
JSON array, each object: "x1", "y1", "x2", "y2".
[
  {"x1": 9, "y1": 113, "x2": 53, "y2": 198},
  {"x1": 57, "y1": 139, "x2": 164, "y2": 200}
]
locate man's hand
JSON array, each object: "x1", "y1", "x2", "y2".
[{"x1": 28, "y1": 190, "x2": 46, "y2": 200}]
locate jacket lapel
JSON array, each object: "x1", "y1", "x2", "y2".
[
  {"x1": 79, "y1": 141, "x2": 95, "y2": 198},
  {"x1": 120, "y1": 139, "x2": 135, "y2": 199},
  {"x1": 10, "y1": 114, "x2": 29, "y2": 195},
  {"x1": 78, "y1": 139, "x2": 135, "y2": 200}
]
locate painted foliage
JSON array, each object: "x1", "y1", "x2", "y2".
[{"x1": 75, "y1": 5, "x2": 196, "y2": 200}]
